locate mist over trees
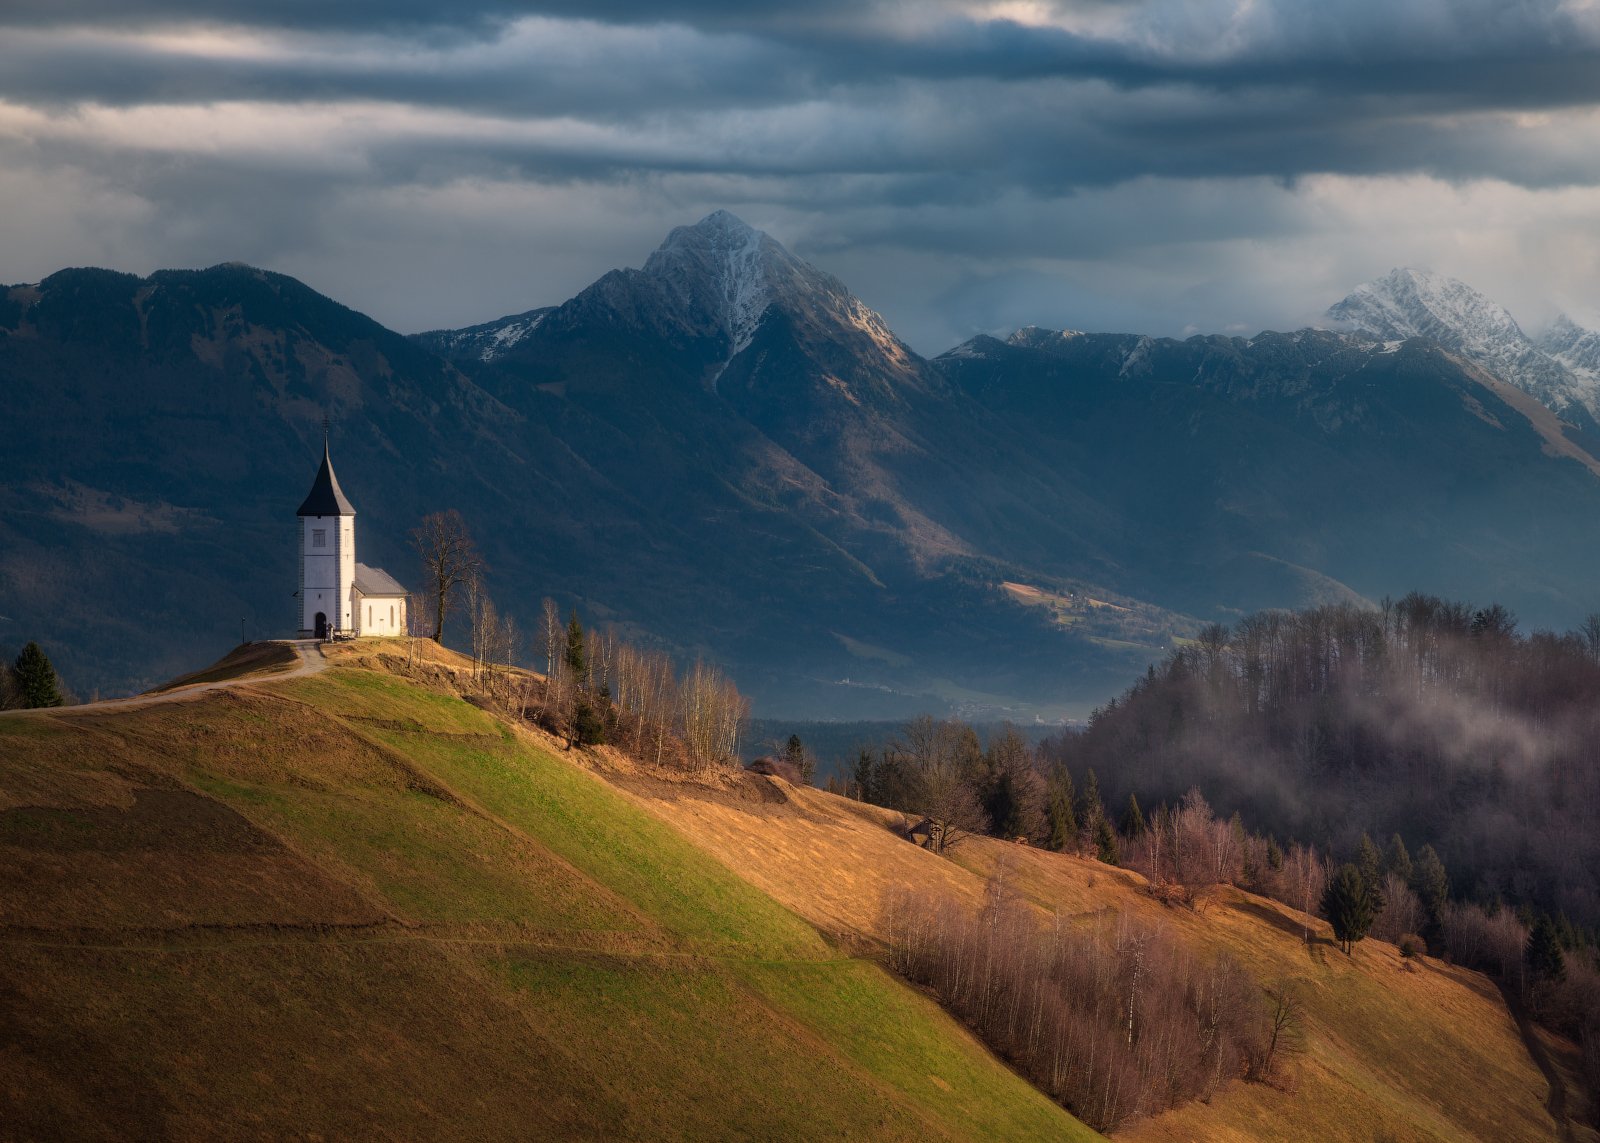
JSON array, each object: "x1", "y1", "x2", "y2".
[{"x1": 1045, "y1": 594, "x2": 1600, "y2": 929}]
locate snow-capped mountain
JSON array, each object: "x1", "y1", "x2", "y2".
[
  {"x1": 636, "y1": 209, "x2": 921, "y2": 395},
  {"x1": 1326, "y1": 267, "x2": 1600, "y2": 422},
  {"x1": 423, "y1": 210, "x2": 926, "y2": 410},
  {"x1": 412, "y1": 306, "x2": 553, "y2": 363},
  {"x1": 1537, "y1": 313, "x2": 1600, "y2": 377}
]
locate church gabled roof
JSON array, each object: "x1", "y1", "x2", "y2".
[
  {"x1": 354, "y1": 563, "x2": 407, "y2": 597},
  {"x1": 296, "y1": 441, "x2": 357, "y2": 517}
]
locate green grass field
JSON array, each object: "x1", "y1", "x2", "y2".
[{"x1": 0, "y1": 660, "x2": 1100, "y2": 1141}]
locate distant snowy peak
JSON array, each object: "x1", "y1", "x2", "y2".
[
  {"x1": 641, "y1": 209, "x2": 915, "y2": 375},
  {"x1": 1007, "y1": 326, "x2": 1086, "y2": 350},
  {"x1": 414, "y1": 307, "x2": 552, "y2": 363},
  {"x1": 1328, "y1": 268, "x2": 1600, "y2": 417},
  {"x1": 1326, "y1": 267, "x2": 1528, "y2": 354},
  {"x1": 1538, "y1": 313, "x2": 1600, "y2": 376},
  {"x1": 644, "y1": 210, "x2": 787, "y2": 355}
]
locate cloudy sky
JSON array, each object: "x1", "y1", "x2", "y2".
[{"x1": 6, "y1": 1, "x2": 1600, "y2": 352}]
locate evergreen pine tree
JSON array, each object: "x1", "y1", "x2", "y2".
[
  {"x1": 1411, "y1": 844, "x2": 1450, "y2": 936},
  {"x1": 1266, "y1": 836, "x2": 1285, "y2": 872},
  {"x1": 1120, "y1": 793, "x2": 1146, "y2": 839},
  {"x1": 13, "y1": 642, "x2": 62, "y2": 709},
  {"x1": 782, "y1": 734, "x2": 815, "y2": 785},
  {"x1": 1525, "y1": 914, "x2": 1566, "y2": 985},
  {"x1": 851, "y1": 750, "x2": 876, "y2": 803},
  {"x1": 1322, "y1": 863, "x2": 1377, "y2": 955},
  {"x1": 563, "y1": 612, "x2": 586, "y2": 678},
  {"x1": 1384, "y1": 833, "x2": 1413, "y2": 884},
  {"x1": 1356, "y1": 833, "x2": 1387, "y2": 911},
  {"x1": 1080, "y1": 768, "x2": 1104, "y2": 833},
  {"x1": 572, "y1": 698, "x2": 606, "y2": 746},
  {"x1": 1094, "y1": 816, "x2": 1120, "y2": 866},
  {"x1": 1045, "y1": 767, "x2": 1077, "y2": 852}
]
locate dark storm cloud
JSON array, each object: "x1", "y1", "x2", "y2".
[{"x1": 6, "y1": 0, "x2": 1600, "y2": 347}]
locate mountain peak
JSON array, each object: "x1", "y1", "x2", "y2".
[
  {"x1": 1327, "y1": 268, "x2": 1600, "y2": 419},
  {"x1": 1327, "y1": 267, "x2": 1527, "y2": 349},
  {"x1": 643, "y1": 211, "x2": 790, "y2": 356}
]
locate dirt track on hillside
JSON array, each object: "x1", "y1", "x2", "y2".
[{"x1": 0, "y1": 640, "x2": 325, "y2": 718}]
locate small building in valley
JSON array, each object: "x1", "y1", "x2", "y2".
[{"x1": 296, "y1": 442, "x2": 408, "y2": 640}]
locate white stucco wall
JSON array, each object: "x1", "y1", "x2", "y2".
[
  {"x1": 300, "y1": 515, "x2": 356, "y2": 634},
  {"x1": 352, "y1": 591, "x2": 407, "y2": 637}
]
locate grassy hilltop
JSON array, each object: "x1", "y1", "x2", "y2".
[{"x1": 0, "y1": 640, "x2": 1586, "y2": 1141}]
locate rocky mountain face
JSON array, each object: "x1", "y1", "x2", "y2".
[
  {"x1": 9, "y1": 217, "x2": 1600, "y2": 717},
  {"x1": 1327, "y1": 267, "x2": 1600, "y2": 437}
]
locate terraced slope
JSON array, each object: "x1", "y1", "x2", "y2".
[{"x1": 0, "y1": 649, "x2": 1093, "y2": 1142}]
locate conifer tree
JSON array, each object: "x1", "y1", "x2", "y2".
[
  {"x1": 1411, "y1": 844, "x2": 1450, "y2": 935},
  {"x1": 564, "y1": 611, "x2": 587, "y2": 678},
  {"x1": 1094, "y1": 816, "x2": 1121, "y2": 866},
  {"x1": 572, "y1": 697, "x2": 606, "y2": 746},
  {"x1": 1322, "y1": 863, "x2": 1377, "y2": 955},
  {"x1": 1045, "y1": 767, "x2": 1077, "y2": 852},
  {"x1": 851, "y1": 749, "x2": 876, "y2": 803},
  {"x1": 783, "y1": 734, "x2": 815, "y2": 785},
  {"x1": 13, "y1": 642, "x2": 63, "y2": 709},
  {"x1": 1120, "y1": 793, "x2": 1146, "y2": 839},
  {"x1": 1356, "y1": 833, "x2": 1387, "y2": 911},
  {"x1": 1080, "y1": 768, "x2": 1105, "y2": 835},
  {"x1": 1266, "y1": 836, "x2": 1285, "y2": 872},
  {"x1": 1384, "y1": 833, "x2": 1413, "y2": 884},
  {"x1": 1525, "y1": 914, "x2": 1566, "y2": 985}
]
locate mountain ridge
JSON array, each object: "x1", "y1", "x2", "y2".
[{"x1": 10, "y1": 221, "x2": 1600, "y2": 716}]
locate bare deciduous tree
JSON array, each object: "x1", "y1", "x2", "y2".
[
  {"x1": 679, "y1": 657, "x2": 747, "y2": 772},
  {"x1": 410, "y1": 510, "x2": 483, "y2": 642},
  {"x1": 540, "y1": 597, "x2": 561, "y2": 678}
]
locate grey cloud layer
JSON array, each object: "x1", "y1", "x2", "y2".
[{"x1": 5, "y1": 1, "x2": 1600, "y2": 347}]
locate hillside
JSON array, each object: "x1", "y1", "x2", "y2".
[
  {"x1": 1, "y1": 641, "x2": 1580, "y2": 1141},
  {"x1": 0, "y1": 640, "x2": 1089, "y2": 1141}
]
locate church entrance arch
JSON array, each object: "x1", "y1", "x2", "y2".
[{"x1": 314, "y1": 612, "x2": 328, "y2": 640}]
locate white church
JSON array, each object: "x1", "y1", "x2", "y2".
[{"x1": 296, "y1": 442, "x2": 409, "y2": 640}]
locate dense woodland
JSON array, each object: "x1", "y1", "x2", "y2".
[
  {"x1": 1049, "y1": 593, "x2": 1600, "y2": 930},
  {"x1": 833, "y1": 595, "x2": 1600, "y2": 1126}
]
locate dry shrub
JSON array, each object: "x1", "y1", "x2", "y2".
[{"x1": 883, "y1": 872, "x2": 1271, "y2": 1132}]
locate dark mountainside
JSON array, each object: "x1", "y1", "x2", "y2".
[{"x1": 8, "y1": 214, "x2": 1600, "y2": 717}]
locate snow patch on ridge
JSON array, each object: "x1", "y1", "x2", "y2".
[{"x1": 1328, "y1": 267, "x2": 1600, "y2": 418}]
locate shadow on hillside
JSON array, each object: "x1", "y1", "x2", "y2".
[{"x1": 1230, "y1": 896, "x2": 1326, "y2": 949}]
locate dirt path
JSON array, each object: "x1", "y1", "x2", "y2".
[{"x1": 0, "y1": 640, "x2": 326, "y2": 718}]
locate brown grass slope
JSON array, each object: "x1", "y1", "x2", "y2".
[
  {"x1": 593, "y1": 751, "x2": 1591, "y2": 1143},
  {"x1": 0, "y1": 642, "x2": 1090, "y2": 1143}
]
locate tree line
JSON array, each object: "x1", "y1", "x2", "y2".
[
  {"x1": 843, "y1": 706, "x2": 1599, "y2": 1122},
  {"x1": 406, "y1": 510, "x2": 749, "y2": 773},
  {"x1": 1046, "y1": 593, "x2": 1600, "y2": 930}
]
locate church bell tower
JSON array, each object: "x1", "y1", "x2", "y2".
[{"x1": 296, "y1": 437, "x2": 357, "y2": 638}]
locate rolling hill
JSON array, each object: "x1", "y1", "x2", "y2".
[{"x1": 1, "y1": 640, "x2": 1586, "y2": 1140}]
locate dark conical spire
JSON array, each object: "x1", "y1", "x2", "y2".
[{"x1": 296, "y1": 439, "x2": 356, "y2": 517}]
